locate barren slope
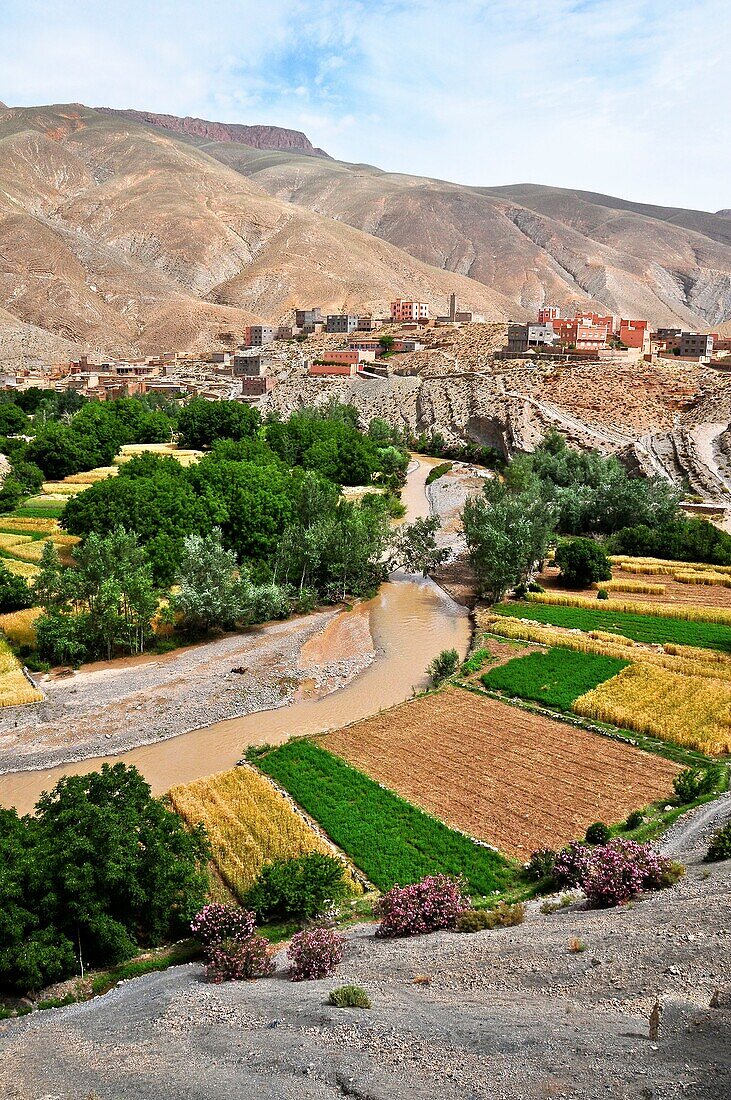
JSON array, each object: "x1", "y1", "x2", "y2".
[{"x1": 0, "y1": 105, "x2": 510, "y2": 362}]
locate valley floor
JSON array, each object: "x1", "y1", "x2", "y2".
[{"x1": 0, "y1": 798, "x2": 728, "y2": 1100}]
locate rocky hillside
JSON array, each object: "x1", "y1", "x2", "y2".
[
  {"x1": 95, "y1": 107, "x2": 331, "y2": 157},
  {"x1": 0, "y1": 104, "x2": 509, "y2": 362}
]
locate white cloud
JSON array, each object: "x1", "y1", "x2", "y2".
[{"x1": 0, "y1": 0, "x2": 727, "y2": 209}]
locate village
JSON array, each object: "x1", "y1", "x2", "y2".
[{"x1": 0, "y1": 295, "x2": 729, "y2": 408}]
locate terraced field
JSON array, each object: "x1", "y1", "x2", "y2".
[{"x1": 321, "y1": 686, "x2": 679, "y2": 859}]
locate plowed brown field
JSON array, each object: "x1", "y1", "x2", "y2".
[{"x1": 322, "y1": 687, "x2": 680, "y2": 859}]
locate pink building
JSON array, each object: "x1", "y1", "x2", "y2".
[
  {"x1": 390, "y1": 300, "x2": 430, "y2": 323},
  {"x1": 619, "y1": 319, "x2": 649, "y2": 350}
]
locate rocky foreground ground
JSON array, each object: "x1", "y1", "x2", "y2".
[{"x1": 1, "y1": 798, "x2": 728, "y2": 1100}]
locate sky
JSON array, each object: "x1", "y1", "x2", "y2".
[{"x1": 1, "y1": 0, "x2": 729, "y2": 211}]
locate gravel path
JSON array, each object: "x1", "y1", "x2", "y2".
[{"x1": 1, "y1": 802, "x2": 728, "y2": 1100}]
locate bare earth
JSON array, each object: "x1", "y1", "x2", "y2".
[
  {"x1": 0, "y1": 606, "x2": 374, "y2": 774},
  {"x1": 322, "y1": 686, "x2": 680, "y2": 859},
  {"x1": 0, "y1": 797, "x2": 728, "y2": 1100}
]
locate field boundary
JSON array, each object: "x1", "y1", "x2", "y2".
[{"x1": 240, "y1": 761, "x2": 373, "y2": 890}]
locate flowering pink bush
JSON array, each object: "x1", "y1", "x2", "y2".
[
  {"x1": 376, "y1": 874, "x2": 468, "y2": 938},
  {"x1": 287, "y1": 927, "x2": 345, "y2": 981},
  {"x1": 553, "y1": 842, "x2": 593, "y2": 889},
  {"x1": 582, "y1": 839, "x2": 677, "y2": 908},
  {"x1": 206, "y1": 934, "x2": 275, "y2": 983},
  {"x1": 190, "y1": 904, "x2": 256, "y2": 949}
]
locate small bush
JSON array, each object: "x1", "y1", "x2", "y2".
[
  {"x1": 514, "y1": 582, "x2": 529, "y2": 599},
  {"x1": 568, "y1": 937, "x2": 587, "y2": 953},
  {"x1": 624, "y1": 810, "x2": 645, "y2": 831},
  {"x1": 456, "y1": 908, "x2": 493, "y2": 933},
  {"x1": 461, "y1": 647, "x2": 492, "y2": 676},
  {"x1": 328, "y1": 984, "x2": 371, "y2": 1008},
  {"x1": 426, "y1": 648, "x2": 460, "y2": 685},
  {"x1": 705, "y1": 822, "x2": 731, "y2": 863},
  {"x1": 585, "y1": 822, "x2": 611, "y2": 846},
  {"x1": 376, "y1": 874, "x2": 468, "y2": 938},
  {"x1": 597, "y1": 588, "x2": 609, "y2": 600},
  {"x1": 206, "y1": 934, "x2": 275, "y2": 983},
  {"x1": 553, "y1": 841, "x2": 593, "y2": 888},
  {"x1": 673, "y1": 767, "x2": 721, "y2": 805},
  {"x1": 190, "y1": 904, "x2": 256, "y2": 950},
  {"x1": 288, "y1": 927, "x2": 345, "y2": 981},
  {"x1": 457, "y1": 902, "x2": 525, "y2": 931},
  {"x1": 582, "y1": 839, "x2": 680, "y2": 908},
  {"x1": 527, "y1": 581, "x2": 545, "y2": 593},
  {"x1": 244, "y1": 852, "x2": 348, "y2": 922},
  {"x1": 526, "y1": 848, "x2": 557, "y2": 883}
]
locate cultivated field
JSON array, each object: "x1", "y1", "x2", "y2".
[
  {"x1": 168, "y1": 766, "x2": 357, "y2": 902},
  {"x1": 0, "y1": 639, "x2": 43, "y2": 707},
  {"x1": 539, "y1": 557, "x2": 731, "y2": 609},
  {"x1": 321, "y1": 686, "x2": 679, "y2": 859},
  {"x1": 258, "y1": 740, "x2": 514, "y2": 890}
]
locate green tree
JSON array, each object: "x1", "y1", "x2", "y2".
[
  {"x1": 391, "y1": 515, "x2": 448, "y2": 576},
  {"x1": 0, "y1": 564, "x2": 33, "y2": 613},
  {"x1": 177, "y1": 398, "x2": 259, "y2": 449},
  {"x1": 554, "y1": 538, "x2": 612, "y2": 588},
  {"x1": 174, "y1": 529, "x2": 248, "y2": 633},
  {"x1": 463, "y1": 479, "x2": 556, "y2": 602}
]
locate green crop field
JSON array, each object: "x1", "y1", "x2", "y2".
[
  {"x1": 257, "y1": 740, "x2": 515, "y2": 894},
  {"x1": 494, "y1": 602, "x2": 731, "y2": 652},
  {"x1": 481, "y1": 647, "x2": 629, "y2": 711}
]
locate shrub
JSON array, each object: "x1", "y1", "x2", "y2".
[
  {"x1": 376, "y1": 874, "x2": 468, "y2": 938},
  {"x1": 553, "y1": 841, "x2": 593, "y2": 888},
  {"x1": 426, "y1": 648, "x2": 460, "y2": 685},
  {"x1": 456, "y1": 901, "x2": 525, "y2": 931},
  {"x1": 624, "y1": 810, "x2": 645, "y2": 831},
  {"x1": 527, "y1": 580, "x2": 545, "y2": 593},
  {"x1": 244, "y1": 853, "x2": 348, "y2": 922},
  {"x1": 555, "y1": 539, "x2": 612, "y2": 588},
  {"x1": 190, "y1": 904, "x2": 256, "y2": 950},
  {"x1": 328, "y1": 984, "x2": 371, "y2": 1008},
  {"x1": 597, "y1": 588, "x2": 609, "y2": 600},
  {"x1": 568, "y1": 937, "x2": 587, "y2": 953},
  {"x1": 526, "y1": 848, "x2": 557, "y2": 883},
  {"x1": 673, "y1": 767, "x2": 721, "y2": 805},
  {"x1": 705, "y1": 822, "x2": 731, "y2": 862},
  {"x1": 456, "y1": 908, "x2": 493, "y2": 932},
  {"x1": 582, "y1": 839, "x2": 680, "y2": 908},
  {"x1": 205, "y1": 934, "x2": 275, "y2": 983},
  {"x1": 585, "y1": 822, "x2": 611, "y2": 846},
  {"x1": 288, "y1": 927, "x2": 345, "y2": 981},
  {"x1": 0, "y1": 566, "x2": 33, "y2": 614}
]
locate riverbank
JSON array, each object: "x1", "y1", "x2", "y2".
[{"x1": 0, "y1": 605, "x2": 375, "y2": 776}]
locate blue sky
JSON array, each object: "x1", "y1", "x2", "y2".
[{"x1": 1, "y1": 0, "x2": 728, "y2": 210}]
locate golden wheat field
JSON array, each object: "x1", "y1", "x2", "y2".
[
  {"x1": 611, "y1": 555, "x2": 731, "y2": 575},
  {"x1": 0, "y1": 640, "x2": 43, "y2": 706},
  {"x1": 602, "y1": 579, "x2": 666, "y2": 595},
  {"x1": 168, "y1": 766, "x2": 360, "y2": 901},
  {"x1": 574, "y1": 663, "x2": 731, "y2": 756},
  {"x1": 2, "y1": 558, "x2": 40, "y2": 579},
  {"x1": 0, "y1": 608, "x2": 41, "y2": 647},
  {"x1": 0, "y1": 533, "x2": 34, "y2": 550},
  {"x1": 0, "y1": 517, "x2": 59, "y2": 534},
  {"x1": 674, "y1": 571, "x2": 731, "y2": 588},
  {"x1": 62, "y1": 467, "x2": 118, "y2": 484}
]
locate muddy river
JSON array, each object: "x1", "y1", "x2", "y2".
[{"x1": 0, "y1": 457, "x2": 470, "y2": 812}]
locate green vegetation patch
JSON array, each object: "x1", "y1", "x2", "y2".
[
  {"x1": 258, "y1": 741, "x2": 515, "y2": 894},
  {"x1": 481, "y1": 647, "x2": 629, "y2": 711},
  {"x1": 494, "y1": 602, "x2": 731, "y2": 653}
]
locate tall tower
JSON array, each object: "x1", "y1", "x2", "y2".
[{"x1": 449, "y1": 293, "x2": 456, "y2": 321}]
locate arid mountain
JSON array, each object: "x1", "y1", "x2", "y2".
[
  {"x1": 0, "y1": 105, "x2": 510, "y2": 362},
  {"x1": 95, "y1": 107, "x2": 331, "y2": 158},
  {"x1": 204, "y1": 145, "x2": 731, "y2": 328}
]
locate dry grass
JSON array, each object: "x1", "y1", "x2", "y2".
[
  {"x1": 574, "y1": 662, "x2": 731, "y2": 755},
  {"x1": 116, "y1": 443, "x2": 202, "y2": 468},
  {"x1": 0, "y1": 517, "x2": 59, "y2": 534},
  {"x1": 526, "y1": 590, "x2": 731, "y2": 626},
  {"x1": 675, "y1": 571, "x2": 731, "y2": 588},
  {"x1": 6, "y1": 534, "x2": 79, "y2": 563},
  {"x1": 2, "y1": 558, "x2": 41, "y2": 580},
  {"x1": 62, "y1": 467, "x2": 118, "y2": 484},
  {"x1": 168, "y1": 766, "x2": 360, "y2": 902},
  {"x1": 321, "y1": 686, "x2": 679, "y2": 859},
  {"x1": 0, "y1": 533, "x2": 34, "y2": 549},
  {"x1": 0, "y1": 640, "x2": 43, "y2": 706},
  {"x1": 0, "y1": 607, "x2": 41, "y2": 647},
  {"x1": 41, "y1": 482, "x2": 86, "y2": 496},
  {"x1": 602, "y1": 579, "x2": 666, "y2": 595}
]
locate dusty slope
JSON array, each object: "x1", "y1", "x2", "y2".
[
  {"x1": 199, "y1": 141, "x2": 731, "y2": 327},
  {"x1": 0, "y1": 105, "x2": 509, "y2": 362},
  {"x1": 0, "y1": 797, "x2": 728, "y2": 1100}
]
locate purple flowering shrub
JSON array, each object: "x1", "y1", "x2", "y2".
[
  {"x1": 553, "y1": 842, "x2": 593, "y2": 889},
  {"x1": 206, "y1": 935, "x2": 275, "y2": 983},
  {"x1": 190, "y1": 903, "x2": 273, "y2": 982},
  {"x1": 287, "y1": 926, "x2": 345, "y2": 981},
  {"x1": 376, "y1": 874, "x2": 468, "y2": 938},
  {"x1": 555, "y1": 839, "x2": 680, "y2": 908}
]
